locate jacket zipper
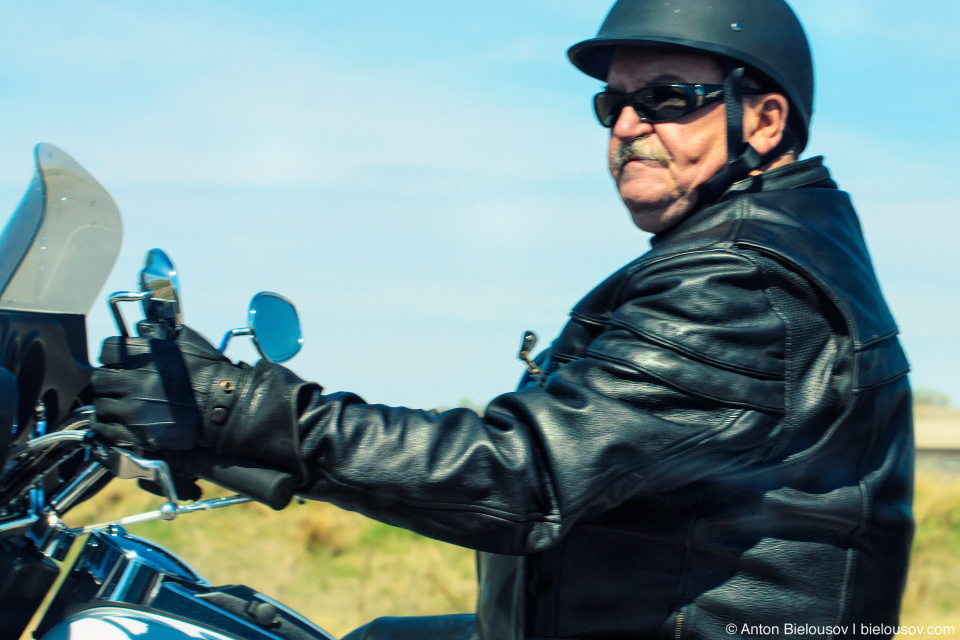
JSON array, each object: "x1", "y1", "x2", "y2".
[{"x1": 674, "y1": 611, "x2": 684, "y2": 640}]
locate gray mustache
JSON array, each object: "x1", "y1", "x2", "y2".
[{"x1": 613, "y1": 137, "x2": 673, "y2": 170}]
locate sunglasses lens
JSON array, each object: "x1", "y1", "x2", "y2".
[
  {"x1": 637, "y1": 85, "x2": 691, "y2": 123},
  {"x1": 594, "y1": 86, "x2": 693, "y2": 127},
  {"x1": 594, "y1": 85, "x2": 717, "y2": 127},
  {"x1": 594, "y1": 92, "x2": 623, "y2": 127}
]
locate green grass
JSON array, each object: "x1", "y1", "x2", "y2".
[{"x1": 62, "y1": 469, "x2": 960, "y2": 638}]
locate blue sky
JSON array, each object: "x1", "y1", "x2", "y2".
[{"x1": 0, "y1": 1, "x2": 957, "y2": 409}]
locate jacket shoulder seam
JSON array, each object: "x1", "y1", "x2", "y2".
[
  {"x1": 612, "y1": 247, "x2": 786, "y2": 379},
  {"x1": 604, "y1": 316, "x2": 785, "y2": 380},
  {"x1": 586, "y1": 348, "x2": 785, "y2": 413}
]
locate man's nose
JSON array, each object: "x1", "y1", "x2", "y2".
[{"x1": 612, "y1": 105, "x2": 654, "y2": 139}]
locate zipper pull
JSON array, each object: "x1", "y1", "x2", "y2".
[{"x1": 517, "y1": 330, "x2": 545, "y2": 386}]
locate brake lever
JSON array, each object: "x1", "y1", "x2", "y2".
[{"x1": 96, "y1": 448, "x2": 181, "y2": 507}]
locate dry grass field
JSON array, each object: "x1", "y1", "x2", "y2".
[
  {"x1": 899, "y1": 406, "x2": 960, "y2": 636},
  {"x1": 900, "y1": 471, "x2": 960, "y2": 634},
  {"x1": 65, "y1": 488, "x2": 478, "y2": 637},
  {"x1": 41, "y1": 406, "x2": 960, "y2": 638}
]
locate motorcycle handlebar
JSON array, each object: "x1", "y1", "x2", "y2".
[
  {"x1": 169, "y1": 451, "x2": 295, "y2": 511},
  {"x1": 8, "y1": 420, "x2": 296, "y2": 512}
]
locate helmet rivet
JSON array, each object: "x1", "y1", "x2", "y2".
[{"x1": 730, "y1": 23, "x2": 743, "y2": 32}]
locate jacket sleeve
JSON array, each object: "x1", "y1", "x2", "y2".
[{"x1": 297, "y1": 249, "x2": 806, "y2": 555}]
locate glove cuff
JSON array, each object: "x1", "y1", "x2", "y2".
[{"x1": 213, "y1": 360, "x2": 321, "y2": 484}]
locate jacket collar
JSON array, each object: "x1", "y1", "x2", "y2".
[
  {"x1": 721, "y1": 156, "x2": 837, "y2": 199},
  {"x1": 650, "y1": 156, "x2": 836, "y2": 247}
]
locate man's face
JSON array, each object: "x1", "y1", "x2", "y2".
[{"x1": 606, "y1": 46, "x2": 728, "y2": 234}]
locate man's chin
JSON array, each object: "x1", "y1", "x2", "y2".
[
  {"x1": 628, "y1": 210, "x2": 671, "y2": 234},
  {"x1": 623, "y1": 196, "x2": 696, "y2": 234}
]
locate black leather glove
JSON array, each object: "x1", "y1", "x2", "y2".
[
  {"x1": 92, "y1": 321, "x2": 320, "y2": 481},
  {"x1": 92, "y1": 321, "x2": 206, "y2": 449}
]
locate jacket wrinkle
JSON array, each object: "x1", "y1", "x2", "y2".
[{"x1": 604, "y1": 316, "x2": 787, "y2": 380}]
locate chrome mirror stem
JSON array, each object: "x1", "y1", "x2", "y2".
[
  {"x1": 218, "y1": 327, "x2": 253, "y2": 354},
  {"x1": 108, "y1": 290, "x2": 151, "y2": 337}
]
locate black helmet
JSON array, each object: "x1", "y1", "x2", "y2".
[{"x1": 568, "y1": 0, "x2": 814, "y2": 152}]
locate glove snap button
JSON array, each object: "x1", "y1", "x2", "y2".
[
  {"x1": 220, "y1": 381, "x2": 235, "y2": 393},
  {"x1": 211, "y1": 406, "x2": 229, "y2": 425}
]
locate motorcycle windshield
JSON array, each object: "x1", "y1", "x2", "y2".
[{"x1": 0, "y1": 144, "x2": 122, "y2": 315}]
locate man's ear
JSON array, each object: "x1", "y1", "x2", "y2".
[{"x1": 744, "y1": 93, "x2": 790, "y2": 156}]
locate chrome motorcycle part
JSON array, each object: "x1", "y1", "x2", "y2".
[
  {"x1": 41, "y1": 587, "x2": 338, "y2": 640},
  {"x1": 109, "y1": 248, "x2": 184, "y2": 338},
  {"x1": 59, "y1": 405, "x2": 95, "y2": 431},
  {"x1": 33, "y1": 401, "x2": 47, "y2": 437},
  {"x1": 0, "y1": 443, "x2": 85, "y2": 511},
  {"x1": 41, "y1": 608, "x2": 237, "y2": 640},
  {"x1": 0, "y1": 512, "x2": 39, "y2": 535},
  {"x1": 75, "y1": 494, "x2": 254, "y2": 535},
  {"x1": 171, "y1": 494, "x2": 252, "y2": 516},
  {"x1": 27, "y1": 511, "x2": 77, "y2": 561},
  {"x1": 140, "y1": 248, "x2": 183, "y2": 329},
  {"x1": 108, "y1": 290, "x2": 152, "y2": 338},
  {"x1": 248, "y1": 292, "x2": 303, "y2": 363},
  {"x1": 5, "y1": 424, "x2": 286, "y2": 534},
  {"x1": 218, "y1": 291, "x2": 303, "y2": 363},
  {"x1": 77, "y1": 506, "x2": 179, "y2": 534},
  {"x1": 217, "y1": 326, "x2": 252, "y2": 354},
  {"x1": 5, "y1": 428, "x2": 88, "y2": 459},
  {"x1": 102, "y1": 448, "x2": 180, "y2": 505},
  {"x1": 39, "y1": 530, "x2": 333, "y2": 639},
  {"x1": 78, "y1": 526, "x2": 208, "y2": 593},
  {"x1": 47, "y1": 459, "x2": 109, "y2": 515}
]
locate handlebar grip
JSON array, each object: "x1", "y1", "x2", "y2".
[{"x1": 171, "y1": 452, "x2": 295, "y2": 511}]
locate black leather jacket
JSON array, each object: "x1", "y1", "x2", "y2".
[{"x1": 298, "y1": 157, "x2": 913, "y2": 639}]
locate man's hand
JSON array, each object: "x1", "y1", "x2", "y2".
[
  {"x1": 91, "y1": 321, "x2": 320, "y2": 482},
  {"x1": 91, "y1": 321, "x2": 246, "y2": 450}
]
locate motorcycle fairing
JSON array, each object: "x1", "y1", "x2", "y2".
[
  {"x1": 0, "y1": 143, "x2": 121, "y2": 449},
  {"x1": 0, "y1": 143, "x2": 122, "y2": 316}
]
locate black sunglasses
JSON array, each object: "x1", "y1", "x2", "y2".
[{"x1": 594, "y1": 83, "x2": 730, "y2": 127}]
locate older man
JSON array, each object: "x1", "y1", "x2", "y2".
[{"x1": 92, "y1": 0, "x2": 913, "y2": 638}]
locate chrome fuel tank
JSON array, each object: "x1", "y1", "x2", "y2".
[
  {"x1": 36, "y1": 527, "x2": 336, "y2": 640},
  {"x1": 41, "y1": 606, "x2": 239, "y2": 640}
]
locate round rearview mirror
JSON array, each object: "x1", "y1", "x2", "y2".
[
  {"x1": 139, "y1": 248, "x2": 182, "y2": 326},
  {"x1": 248, "y1": 292, "x2": 302, "y2": 363}
]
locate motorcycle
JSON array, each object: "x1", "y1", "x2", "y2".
[{"x1": 0, "y1": 143, "x2": 338, "y2": 640}]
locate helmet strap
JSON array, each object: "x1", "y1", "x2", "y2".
[
  {"x1": 723, "y1": 66, "x2": 747, "y2": 162},
  {"x1": 696, "y1": 64, "x2": 797, "y2": 205}
]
